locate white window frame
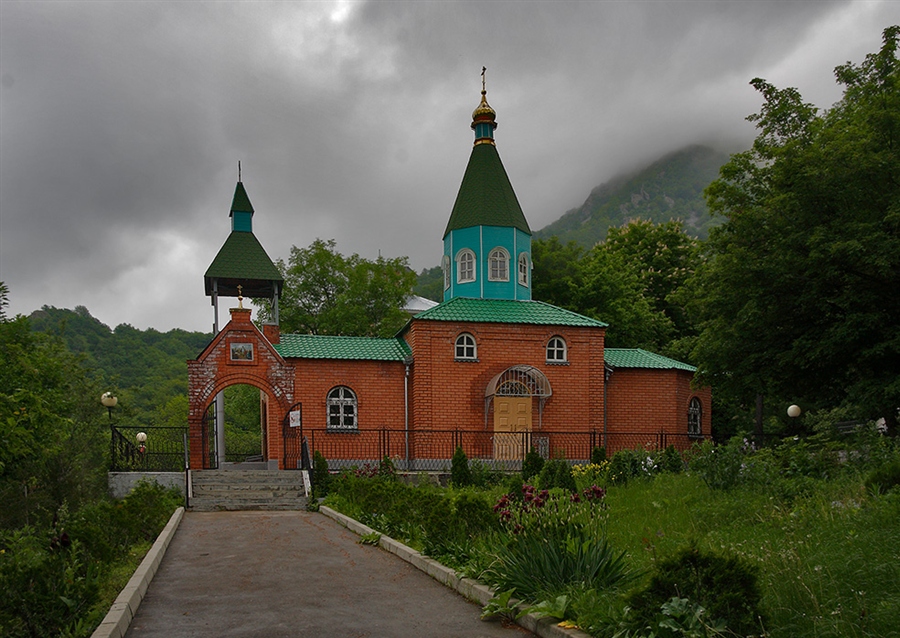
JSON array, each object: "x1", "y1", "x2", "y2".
[
  {"x1": 455, "y1": 333, "x2": 477, "y2": 360},
  {"x1": 442, "y1": 255, "x2": 451, "y2": 290},
  {"x1": 518, "y1": 253, "x2": 529, "y2": 286},
  {"x1": 546, "y1": 336, "x2": 567, "y2": 363},
  {"x1": 327, "y1": 386, "x2": 358, "y2": 430},
  {"x1": 488, "y1": 247, "x2": 509, "y2": 282},
  {"x1": 456, "y1": 249, "x2": 476, "y2": 283}
]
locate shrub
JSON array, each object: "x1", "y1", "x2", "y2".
[
  {"x1": 522, "y1": 446, "x2": 545, "y2": 482},
  {"x1": 483, "y1": 487, "x2": 628, "y2": 602},
  {"x1": 572, "y1": 462, "x2": 609, "y2": 492},
  {"x1": 0, "y1": 529, "x2": 100, "y2": 638},
  {"x1": 687, "y1": 438, "x2": 746, "y2": 490},
  {"x1": 608, "y1": 448, "x2": 647, "y2": 485},
  {"x1": 591, "y1": 446, "x2": 607, "y2": 464},
  {"x1": 866, "y1": 457, "x2": 900, "y2": 494},
  {"x1": 312, "y1": 451, "x2": 331, "y2": 498},
  {"x1": 537, "y1": 459, "x2": 576, "y2": 492},
  {"x1": 624, "y1": 543, "x2": 764, "y2": 636},
  {"x1": 450, "y1": 446, "x2": 471, "y2": 487},
  {"x1": 660, "y1": 445, "x2": 684, "y2": 474}
]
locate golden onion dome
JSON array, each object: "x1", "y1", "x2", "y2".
[{"x1": 472, "y1": 90, "x2": 496, "y2": 120}]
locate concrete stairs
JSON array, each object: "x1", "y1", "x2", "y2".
[{"x1": 189, "y1": 470, "x2": 308, "y2": 511}]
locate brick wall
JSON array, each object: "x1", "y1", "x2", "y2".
[
  {"x1": 404, "y1": 320, "x2": 606, "y2": 434},
  {"x1": 188, "y1": 308, "x2": 295, "y2": 469},
  {"x1": 605, "y1": 367, "x2": 711, "y2": 452}
]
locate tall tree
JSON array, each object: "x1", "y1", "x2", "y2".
[
  {"x1": 603, "y1": 219, "x2": 702, "y2": 342},
  {"x1": 689, "y1": 26, "x2": 900, "y2": 434},
  {"x1": 0, "y1": 286, "x2": 107, "y2": 529},
  {"x1": 257, "y1": 239, "x2": 417, "y2": 337}
]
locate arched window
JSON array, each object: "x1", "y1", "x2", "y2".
[
  {"x1": 327, "y1": 386, "x2": 357, "y2": 430},
  {"x1": 442, "y1": 255, "x2": 451, "y2": 290},
  {"x1": 455, "y1": 333, "x2": 477, "y2": 360},
  {"x1": 546, "y1": 336, "x2": 567, "y2": 363},
  {"x1": 456, "y1": 249, "x2": 476, "y2": 283},
  {"x1": 518, "y1": 253, "x2": 529, "y2": 286},
  {"x1": 688, "y1": 397, "x2": 702, "y2": 436},
  {"x1": 488, "y1": 247, "x2": 509, "y2": 281}
]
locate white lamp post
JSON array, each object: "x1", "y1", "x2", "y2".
[
  {"x1": 136, "y1": 431, "x2": 147, "y2": 455},
  {"x1": 101, "y1": 392, "x2": 118, "y2": 420},
  {"x1": 787, "y1": 404, "x2": 801, "y2": 418}
]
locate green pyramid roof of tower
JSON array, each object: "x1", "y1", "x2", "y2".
[
  {"x1": 443, "y1": 143, "x2": 531, "y2": 238},
  {"x1": 230, "y1": 181, "x2": 254, "y2": 215},
  {"x1": 204, "y1": 231, "x2": 283, "y2": 297}
]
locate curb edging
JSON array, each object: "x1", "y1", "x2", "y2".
[
  {"x1": 90, "y1": 506, "x2": 185, "y2": 638},
  {"x1": 319, "y1": 506, "x2": 592, "y2": 638}
]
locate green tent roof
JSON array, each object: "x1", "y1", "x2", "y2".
[
  {"x1": 443, "y1": 143, "x2": 531, "y2": 238},
  {"x1": 274, "y1": 334, "x2": 412, "y2": 361},
  {"x1": 412, "y1": 297, "x2": 607, "y2": 328},
  {"x1": 604, "y1": 348, "x2": 696, "y2": 372},
  {"x1": 204, "y1": 231, "x2": 283, "y2": 298},
  {"x1": 230, "y1": 181, "x2": 254, "y2": 215}
]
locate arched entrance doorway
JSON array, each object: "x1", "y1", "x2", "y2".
[{"x1": 485, "y1": 366, "x2": 552, "y2": 461}]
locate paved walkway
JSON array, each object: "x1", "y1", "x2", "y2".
[{"x1": 124, "y1": 510, "x2": 535, "y2": 638}]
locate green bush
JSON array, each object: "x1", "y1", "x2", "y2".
[
  {"x1": 687, "y1": 438, "x2": 746, "y2": 490},
  {"x1": 522, "y1": 446, "x2": 545, "y2": 482},
  {"x1": 450, "y1": 446, "x2": 471, "y2": 487},
  {"x1": 537, "y1": 459, "x2": 576, "y2": 492},
  {"x1": 660, "y1": 445, "x2": 684, "y2": 474},
  {"x1": 312, "y1": 451, "x2": 331, "y2": 498},
  {"x1": 866, "y1": 457, "x2": 900, "y2": 494},
  {"x1": 624, "y1": 544, "x2": 764, "y2": 636},
  {"x1": 591, "y1": 446, "x2": 607, "y2": 465},
  {"x1": 0, "y1": 530, "x2": 100, "y2": 638},
  {"x1": 608, "y1": 448, "x2": 647, "y2": 485}
]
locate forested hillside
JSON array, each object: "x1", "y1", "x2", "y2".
[
  {"x1": 27, "y1": 306, "x2": 210, "y2": 428},
  {"x1": 534, "y1": 145, "x2": 727, "y2": 248}
]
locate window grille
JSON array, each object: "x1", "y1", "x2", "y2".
[
  {"x1": 455, "y1": 333, "x2": 477, "y2": 360},
  {"x1": 489, "y1": 248, "x2": 509, "y2": 281},
  {"x1": 688, "y1": 397, "x2": 702, "y2": 436},
  {"x1": 518, "y1": 253, "x2": 529, "y2": 286},
  {"x1": 327, "y1": 386, "x2": 357, "y2": 430},
  {"x1": 457, "y1": 250, "x2": 475, "y2": 283},
  {"x1": 546, "y1": 336, "x2": 567, "y2": 362}
]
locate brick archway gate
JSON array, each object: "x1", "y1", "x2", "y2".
[{"x1": 188, "y1": 307, "x2": 295, "y2": 470}]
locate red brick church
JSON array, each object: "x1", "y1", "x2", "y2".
[{"x1": 188, "y1": 83, "x2": 709, "y2": 471}]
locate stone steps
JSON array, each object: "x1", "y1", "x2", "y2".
[{"x1": 189, "y1": 470, "x2": 308, "y2": 512}]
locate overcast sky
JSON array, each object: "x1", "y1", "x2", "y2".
[{"x1": 1, "y1": 1, "x2": 895, "y2": 333}]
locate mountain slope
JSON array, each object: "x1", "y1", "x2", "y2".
[{"x1": 534, "y1": 145, "x2": 727, "y2": 248}]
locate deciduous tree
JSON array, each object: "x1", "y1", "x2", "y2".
[{"x1": 689, "y1": 26, "x2": 900, "y2": 434}]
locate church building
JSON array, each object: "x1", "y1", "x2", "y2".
[{"x1": 188, "y1": 81, "x2": 709, "y2": 471}]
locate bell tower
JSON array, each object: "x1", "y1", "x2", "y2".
[{"x1": 442, "y1": 69, "x2": 532, "y2": 302}]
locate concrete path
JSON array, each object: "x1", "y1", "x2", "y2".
[{"x1": 124, "y1": 510, "x2": 535, "y2": 638}]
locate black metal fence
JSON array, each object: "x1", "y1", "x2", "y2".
[
  {"x1": 292, "y1": 428, "x2": 704, "y2": 472},
  {"x1": 110, "y1": 425, "x2": 188, "y2": 472}
]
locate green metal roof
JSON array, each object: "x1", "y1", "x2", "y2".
[
  {"x1": 274, "y1": 334, "x2": 412, "y2": 361},
  {"x1": 413, "y1": 297, "x2": 607, "y2": 328},
  {"x1": 443, "y1": 143, "x2": 531, "y2": 238},
  {"x1": 230, "y1": 182, "x2": 254, "y2": 214},
  {"x1": 604, "y1": 348, "x2": 696, "y2": 372},
  {"x1": 204, "y1": 231, "x2": 283, "y2": 297}
]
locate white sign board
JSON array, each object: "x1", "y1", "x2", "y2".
[{"x1": 289, "y1": 410, "x2": 302, "y2": 428}]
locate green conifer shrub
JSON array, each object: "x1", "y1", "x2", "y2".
[
  {"x1": 312, "y1": 451, "x2": 331, "y2": 498},
  {"x1": 450, "y1": 446, "x2": 471, "y2": 487},
  {"x1": 522, "y1": 446, "x2": 544, "y2": 482}
]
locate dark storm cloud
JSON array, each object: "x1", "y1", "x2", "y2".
[{"x1": 0, "y1": 0, "x2": 892, "y2": 331}]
